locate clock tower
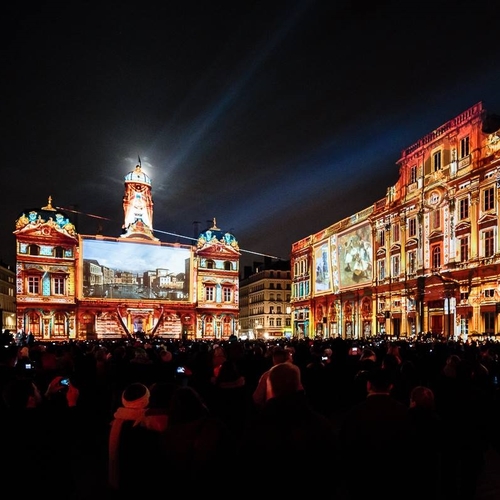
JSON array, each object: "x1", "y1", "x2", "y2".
[{"x1": 121, "y1": 161, "x2": 158, "y2": 240}]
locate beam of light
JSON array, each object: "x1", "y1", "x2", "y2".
[
  {"x1": 223, "y1": 90, "x2": 470, "y2": 237},
  {"x1": 56, "y1": 206, "x2": 284, "y2": 261},
  {"x1": 150, "y1": 1, "x2": 314, "y2": 177},
  {"x1": 57, "y1": 206, "x2": 113, "y2": 221}
]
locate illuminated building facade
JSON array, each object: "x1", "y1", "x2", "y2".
[
  {"x1": 290, "y1": 102, "x2": 500, "y2": 340},
  {"x1": 14, "y1": 163, "x2": 240, "y2": 341},
  {"x1": 0, "y1": 261, "x2": 16, "y2": 334},
  {"x1": 239, "y1": 259, "x2": 292, "y2": 339}
]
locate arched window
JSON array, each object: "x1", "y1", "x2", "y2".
[
  {"x1": 207, "y1": 260, "x2": 215, "y2": 269},
  {"x1": 53, "y1": 313, "x2": 66, "y2": 336},
  {"x1": 224, "y1": 261, "x2": 232, "y2": 271},
  {"x1": 431, "y1": 245, "x2": 441, "y2": 269},
  {"x1": 205, "y1": 316, "x2": 214, "y2": 336},
  {"x1": 28, "y1": 311, "x2": 41, "y2": 336},
  {"x1": 223, "y1": 317, "x2": 232, "y2": 336}
]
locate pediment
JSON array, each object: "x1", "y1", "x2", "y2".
[
  {"x1": 455, "y1": 220, "x2": 471, "y2": 232},
  {"x1": 196, "y1": 243, "x2": 240, "y2": 258},
  {"x1": 14, "y1": 221, "x2": 78, "y2": 242},
  {"x1": 405, "y1": 237, "x2": 418, "y2": 249},
  {"x1": 477, "y1": 213, "x2": 497, "y2": 224},
  {"x1": 428, "y1": 230, "x2": 443, "y2": 242},
  {"x1": 477, "y1": 213, "x2": 497, "y2": 228}
]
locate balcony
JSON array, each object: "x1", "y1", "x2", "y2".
[{"x1": 458, "y1": 155, "x2": 471, "y2": 169}]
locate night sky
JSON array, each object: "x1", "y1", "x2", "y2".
[{"x1": 2, "y1": 0, "x2": 500, "y2": 270}]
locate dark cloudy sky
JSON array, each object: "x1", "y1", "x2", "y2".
[{"x1": 2, "y1": 0, "x2": 500, "y2": 269}]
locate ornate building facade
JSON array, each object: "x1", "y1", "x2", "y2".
[
  {"x1": 14, "y1": 163, "x2": 240, "y2": 341},
  {"x1": 290, "y1": 102, "x2": 500, "y2": 340},
  {"x1": 239, "y1": 259, "x2": 292, "y2": 339}
]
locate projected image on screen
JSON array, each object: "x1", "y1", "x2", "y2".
[
  {"x1": 82, "y1": 238, "x2": 191, "y2": 301},
  {"x1": 337, "y1": 223, "x2": 373, "y2": 288}
]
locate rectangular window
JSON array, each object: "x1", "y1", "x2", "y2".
[
  {"x1": 459, "y1": 198, "x2": 469, "y2": 220},
  {"x1": 408, "y1": 217, "x2": 417, "y2": 238},
  {"x1": 205, "y1": 285, "x2": 215, "y2": 301},
  {"x1": 276, "y1": 318, "x2": 282, "y2": 327},
  {"x1": 379, "y1": 229, "x2": 385, "y2": 247},
  {"x1": 53, "y1": 277, "x2": 65, "y2": 295},
  {"x1": 269, "y1": 318, "x2": 275, "y2": 327},
  {"x1": 391, "y1": 254, "x2": 400, "y2": 277},
  {"x1": 407, "y1": 250, "x2": 417, "y2": 274},
  {"x1": 223, "y1": 287, "x2": 231, "y2": 302},
  {"x1": 483, "y1": 187, "x2": 495, "y2": 211},
  {"x1": 432, "y1": 209, "x2": 441, "y2": 229},
  {"x1": 460, "y1": 136, "x2": 470, "y2": 158},
  {"x1": 392, "y1": 224, "x2": 400, "y2": 243},
  {"x1": 433, "y1": 150, "x2": 442, "y2": 171},
  {"x1": 378, "y1": 260, "x2": 385, "y2": 280},
  {"x1": 410, "y1": 165, "x2": 417, "y2": 183},
  {"x1": 482, "y1": 229, "x2": 495, "y2": 257},
  {"x1": 460, "y1": 237, "x2": 469, "y2": 262},
  {"x1": 484, "y1": 312, "x2": 495, "y2": 335},
  {"x1": 28, "y1": 276, "x2": 39, "y2": 294}
]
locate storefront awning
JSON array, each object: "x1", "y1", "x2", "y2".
[
  {"x1": 456, "y1": 306, "x2": 473, "y2": 316},
  {"x1": 391, "y1": 312, "x2": 402, "y2": 319},
  {"x1": 480, "y1": 304, "x2": 496, "y2": 313},
  {"x1": 407, "y1": 311, "x2": 416, "y2": 319}
]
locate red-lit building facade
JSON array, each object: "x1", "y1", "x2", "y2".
[
  {"x1": 14, "y1": 163, "x2": 240, "y2": 341},
  {"x1": 290, "y1": 102, "x2": 500, "y2": 340}
]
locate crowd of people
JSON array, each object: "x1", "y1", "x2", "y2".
[{"x1": 1, "y1": 332, "x2": 499, "y2": 499}]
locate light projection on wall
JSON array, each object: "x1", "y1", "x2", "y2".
[
  {"x1": 337, "y1": 222, "x2": 373, "y2": 289},
  {"x1": 81, "y1": 237, "x2": 192, "y2": 301},
  {"x1": 314, "y1": 241, "x2": 331, "y2": 293}
]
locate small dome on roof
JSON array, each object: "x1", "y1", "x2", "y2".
[
  {"x1": 197, "y1": 218, "x2": 238, "y2": 250},
  {"x1": 124, "y1": 164, "x2": 151, "y2": 186}
]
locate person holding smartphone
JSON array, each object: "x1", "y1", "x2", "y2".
[{"x1": 44, "y1": 375, "x2": 80, "y2": 407}]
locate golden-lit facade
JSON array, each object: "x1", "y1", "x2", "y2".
[
  {"x1": 14, "y1": 164, "x2": 240, "y2": 341},
  {"x1": 290, "y1": 102, "x2": 500, "y2": 340},
  {"x1": 239, "y1": 262, "x2": 293, "y2": 340}
]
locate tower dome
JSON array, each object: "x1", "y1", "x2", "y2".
[{"x1": 124, "y1": 164, "x2": 152, "y2": 186}]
